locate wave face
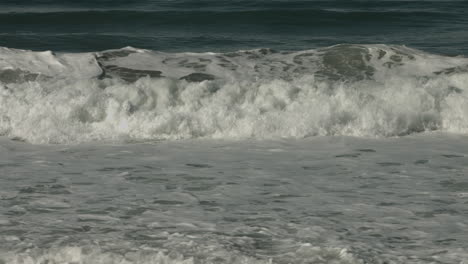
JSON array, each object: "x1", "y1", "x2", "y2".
[{"x1": 1, "y1": 44, "x2": 468, "y2": 144}]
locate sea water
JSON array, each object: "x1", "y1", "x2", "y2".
[{"x1": 1, "y1": 1, "x2": 468, "y2": 263}]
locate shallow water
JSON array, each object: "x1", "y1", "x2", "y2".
[{"x1": 1, "y1": 134, "x2": 468, "y2": 263}]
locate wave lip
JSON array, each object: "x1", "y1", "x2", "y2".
[{"x1": 1, "y1": 44, "x2": 468, "y2": 144}]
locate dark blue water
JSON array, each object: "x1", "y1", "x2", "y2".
[{"x1": 1, "y1": 0, "x2": 467, "y2": 55}]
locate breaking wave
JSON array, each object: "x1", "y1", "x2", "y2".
[{"x1": 1, "y1": 44, "x2": 468, "y2": 144}]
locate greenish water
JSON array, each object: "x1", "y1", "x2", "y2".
[{"x1": 1, "y1": 0, "x2": 467, "y2": 55}]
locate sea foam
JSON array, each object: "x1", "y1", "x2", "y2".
[
  {"x1": 0, "y1": 44, "x2": 467, "y2": 144},
  {"x1": 0, "y1": 245, "x2": 361, "y2": 264}
]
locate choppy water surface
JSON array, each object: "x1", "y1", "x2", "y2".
[
  {"x1": 2, "y1": 1, "x2": 468, "y2": 263},
  {"x1": 1, "y1": 135, "x2": 468, "y2": 263}
]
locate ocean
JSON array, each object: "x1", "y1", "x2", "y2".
[{"x1": 1, "y1": 0, "x2": 468, "y2": 263}]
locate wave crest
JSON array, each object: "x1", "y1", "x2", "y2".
[{"x1": 1, "y1": 44, "x2": 468, "y2": 144}]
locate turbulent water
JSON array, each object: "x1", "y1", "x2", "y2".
[
  {"x1": 1, "y1": 1, "x2": 468, "y2": 263},
  {"x1": 1, "y1": 136, "x2": 468, "y2": 264},
  {"x1": 1, "y1": 44, "x2": 468, "y2": 144}
]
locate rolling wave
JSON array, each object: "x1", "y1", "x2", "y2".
[{"x1": 1, "y1": 44, "x2": 468, "y2": 144}]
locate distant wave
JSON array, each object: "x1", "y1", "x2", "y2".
[
  {"x1": 1, "y1": 44, "x2": 468, "y2": 144},
  {"x1": 1, "y1": 0, "x2": 467, "y2": 12},
  {"x1": 0, "y1": 9, "x2": 462, "y2": 25}
]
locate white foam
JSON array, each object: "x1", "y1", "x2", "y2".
[
  {"x1": 1, "y1": 135, "x2": 468, "y2": 263},
  {"x1": 0, "y1": 47, "x2": 101, "y2": 80},
  {"x1": 0, "y1": 45, "x2": 467, "y2": 144},
  {"x1": 0, "y1": 245, "x2": 363, "y2": 264}
]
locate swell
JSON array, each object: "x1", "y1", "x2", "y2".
[
  {"x1": 2, "y1": 0, "x2": 468, "y2": 11},
  {"x1": 0, "y1": 9, "x2": 464, "y2": 26}
]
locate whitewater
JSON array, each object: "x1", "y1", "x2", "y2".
[
  {"x1": 1, "y1": 44, "x2": 468, "y2": 144},
  {"x1": 1, "y1": 44, "x2": 468, "y2": 264}
]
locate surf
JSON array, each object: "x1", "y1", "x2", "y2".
[{"x1": 1, "y1": 44, "x2": 467, "y2": 144}]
